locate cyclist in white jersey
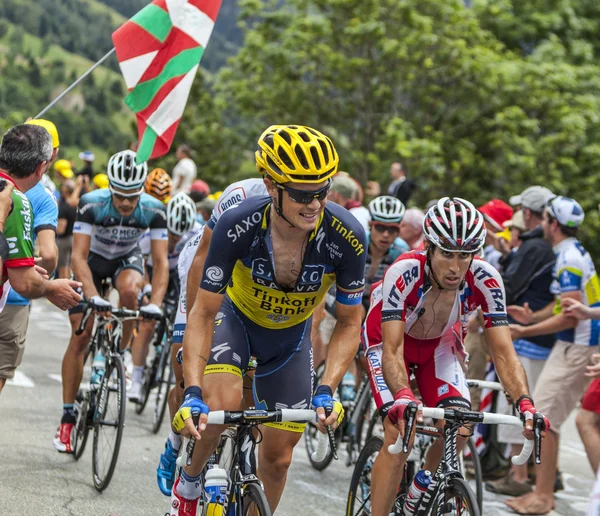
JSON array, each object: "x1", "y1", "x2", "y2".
[
  {"x1": 156, "y1": 178, "x2": 267, "y2": 496},
  {"x1": 131, "y1": 193, "x2": 199, "y2": 401}
]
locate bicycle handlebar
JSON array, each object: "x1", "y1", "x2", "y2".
[
  {"x1": 388, "y1": 406, "x2": 540, "y2": 466},
  {"x1": 75, "y1": 302, "x2": 158, "y2": 335},
  {"x1": 466, "y1": 379, "x2": 504, "y2": 391}
]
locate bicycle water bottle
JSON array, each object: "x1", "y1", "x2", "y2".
[
  {"x1": 204, "y1": 465, "x2": 228, "y2": 515},
  {"x1": 403, "y1": 469, "x2": 432, "y2": 515},
  {"x1": 340, "y1": 372, "x2": 356, "y2": 403},
  {"x1": 90, "y1": 353, "x2": 106, "y2": 386}
]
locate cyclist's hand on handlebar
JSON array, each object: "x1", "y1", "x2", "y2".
[
  {"x1": 388, "y1": 388, "x2": 423, "y2": 436},
  {"x1": 172, "y1": 386, "x2": 209, "y2": 439},
  {"x1": 517, "y1": 395, "x2": 549, "y2": 440},
  {"x1": 90, "y1": 295, "x2": 112, "y2": 312},
  {"x1": 311, "y1": 385, "x2": 344, "y2": 432},
  {"x1": 139, "y1": 302, "x2": 162, "y2": 320}
]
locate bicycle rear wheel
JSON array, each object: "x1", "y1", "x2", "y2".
[
  {"x1": 442, "y1": 477, "x2": 480, "y2": 516},
  {"x1": 92, "y1": 355, "x2": 126, "y2": 491},
  {"x1": 152, "y1": 339, "x2": 173, "y2": 434},
  {"x1": 240, "y1": 482, "x2": 271, "y2": 515}
]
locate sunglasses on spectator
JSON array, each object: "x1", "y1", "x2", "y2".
[
  {"x1": 372, "y1": 223, "x2": 400, "y2": 235},
  {"x1": 276, "y1": 180, "x2": 331, "y2": 204}
]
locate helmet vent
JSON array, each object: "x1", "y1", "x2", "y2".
[
  {"x1": 295, "y1": 145, "x2": 309, "y2": 168},
  {"x1": 279, "y1": 130, "x2": 292, "y2": 145},
  {"x1": 297, "y1": 131, "x2": 311, "y2": 142},
  {"x1": 278, "y1": 147, "x2": 295, "y2": 169},
  {"x1": 310, "y1": 147, "x2": 321, "y2": 169},
  {"x1": 318, "y1": 140, "x2": 329, "y2": 162}
]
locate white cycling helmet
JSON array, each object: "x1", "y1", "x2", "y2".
[
  {"x1": 107, "y1": 150, "x2": 148, "y2": 191},
  {"x1": 423, "y1": 197, "x2": 486, "y2": 253},
  {"x1": 369, "y1": 195, "x2": 406, "y2": 224},
  {"x1": 167, "y1": 192, "x2": 196, "y2": 236}
]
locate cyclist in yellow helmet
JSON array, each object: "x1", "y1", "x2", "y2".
[
  {"x1": 171, "y1": 125, "x2": 365, "y2": 514},
  {"x1": 92, "y1": 173, "x2": 109, "y2": 190},
  {"x1": 145, "y1": 168, "x2": 173, "y2": 204}
]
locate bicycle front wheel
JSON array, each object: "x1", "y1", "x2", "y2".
[
  {"x1": 152, "y1": 336, "x2": 173, "y2": 434},
  {"x1": 241, "y1": 482, "x2": 271, "y2": 515},
  {"x1": 92, "y1": 355, "x2": 126, "y2": 491},
  {"x1": 465, "y1": 437, "x2": 483, "y2": 512},
  {"x1": 442, "y1": 477, "x2": 480, "y2": 516},
  {"x1": 346, "y1": 436, "x2": 382, "y2": 516}
]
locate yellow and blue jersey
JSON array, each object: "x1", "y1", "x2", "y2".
[{"x1": 201, "y1": 196, "x2": 367, "y2": 329}]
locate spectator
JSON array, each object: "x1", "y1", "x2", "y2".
[
  {"x1": 502, "y1": 210, "x2": 527, "y2": 251},
  {"x1": 77, "y1": 151, "x2": 95, "y2": 182},
  {"x1": 477, "y1": 198, "x2": 513, "y2": 270},
  {"x1": 0, "y1": 179, "x2": 14, "y2": 272},
  {"x1": 387, "y1": 161, "x2": 415, "y2": 205},
  {"x1": 195, "y1": 197, "x2": 216, "y2": 225},
  {"x1": 365, "y1": 180, "x2": 381, "y2": 199},
  {"x1": 328, "y1": 174, "x2": 370, "y2": 232},
  {"x1": 399, "y1": 208, "x2": 425, "y2": 250},
  {"x1": 172, "y1": 144, "x2": 197, "y2": 194},
  {"x1": 56, "y1": 180, "x2": 78, "y2": 279},
  {"x1": 190, "y1": 179, "x2": 210, "y2": 200},
  {"x1": 92, "y1": 173, "x2": 109, "y2": 190},
  {"x1": 26, "y1": 119, "x2": 61, "y2": 198},
  {"x1": 485, "y1": 189, "x2": 556, "y2": 497},
  {"x1": 506, "y1": 196, "x2": 594, "y2": 515},
  {"x1": 0, "y1": 124, "x2": 81, "y2": 393}
]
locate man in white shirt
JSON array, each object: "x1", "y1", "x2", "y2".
[{"x1": 172, "y1": 144, "x2": 197, "y2": 194}]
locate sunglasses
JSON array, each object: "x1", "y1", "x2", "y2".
[
  {"x1": 276, "y1": 180, "x2": 331, "y2": 204},
  {"x1": 372, "y1": 223, "x2": 400, "y2": 235},
  {"x1": 110, "y1": 185, "x2": 143, "y2": 201}
]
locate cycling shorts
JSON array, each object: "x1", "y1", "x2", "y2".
[
  {"x1": 206, "y1": 295, "x2": 314, "y2": 432},
  {"x1": 364, "y1": 331, "x2": 471, "y2": 418},
  {"x1": 69, "y1": 247, "x2": 145, "y2": 314},
  {"x1": 582, "y1": 378, "x2": 600, "y2": 415}
]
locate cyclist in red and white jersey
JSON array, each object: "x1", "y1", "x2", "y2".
[{"x1": 362, "y1": 197, "x2": 549, "y2": 516}]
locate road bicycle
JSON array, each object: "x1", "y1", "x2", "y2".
[
  {"x1": 71, "y1": 303, "x2": 140, "y2": 491},
  {"x1": 347, "y1": 404, "x2": 544, "y2": 515},
  {"x1": 174, "y1": 409, "x2": 332, "y2": 516}
]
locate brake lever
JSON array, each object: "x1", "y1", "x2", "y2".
[
  {"x1": 403, "y1": 403, "x2": 418, "y2": 454},
  {"x1": 533, "y1": 413, "x2": 544, "y2": 465},
  {"x1": 324, "y1": 406, "x2": 338, "y2": 460},
  {"x1": 75, "y1": 305, "x2": 93, "y2": 336},
  {"x1": 186, "y1": 413, "x2": 200, "y2": 467}
]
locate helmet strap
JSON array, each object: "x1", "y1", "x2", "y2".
[{"x1": 273, "y1": 185, "x2": 297, "y2": 229}]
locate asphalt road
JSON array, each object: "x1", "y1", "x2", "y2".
[{"x1": 0, "y1": 300, "x2": 596, "y2": 515}]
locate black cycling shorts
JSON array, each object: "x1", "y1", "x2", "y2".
[
  {"x1": 69, "y1": 247, "x2": 145, "y2": 314},
  {"x1": 205, "y1": 295, "x2": 314, "y2": 432}
]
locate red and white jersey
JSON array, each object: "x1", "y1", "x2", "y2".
[{"x1": 362, "y1": 251, "x2": 508, "y2": 350}]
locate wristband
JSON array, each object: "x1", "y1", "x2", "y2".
[
  {"x1": 184, "y1": 386, "x2": 203, "y2": 399},
  {"x1": 314, "y1": 385, "x2": 333, "y2": 397},
  {"x1": 0, "y1": 231, "x2": 8, "y2": 261},
  {"x1": 393, "y1": 387, "x2": 415, "y2": 401},
  {"x1": 516, "y1": 394, "x2": 534, "y2": 410}
]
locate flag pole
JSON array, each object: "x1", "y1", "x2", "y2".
[{"x1": 34, "y1": 48, "x2": 116, "y2": 119}]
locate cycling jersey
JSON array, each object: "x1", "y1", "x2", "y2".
[
  {"x1": 207, "y1": 178, "x2": 267, "y2": 230},
  {"x1": 362, "y1": 251, "x2": 508, "y2": 414},
  {"x1": 201, "y1": 196, "x2": 367, "y2": 329},
  {"x1": 73, "y1": 189, "x2": 167, "y2": 260},
  {"x1": 551, "y1": 237, "x2": 600, "y2": 346},
  {"x1": 140, "y1": 221, "x2": 202, "y2": 270},
  {"x1": 0, "y1": 173, "x2": 34, "y2": 313}
]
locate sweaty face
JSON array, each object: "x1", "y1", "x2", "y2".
[
  {"x1": 111, "y1": 186, "x2": 141, "y2": 216},
  {"x1": 429, "y1": 248, "x2": 472, "y2": 290}
]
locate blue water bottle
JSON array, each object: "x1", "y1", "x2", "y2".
[
  {"x1": 90, "y1": 353, "x2": 106, "y2": 386},
  {"x1": 403, "y1": 469, "x2": 432, "y2": 515}
]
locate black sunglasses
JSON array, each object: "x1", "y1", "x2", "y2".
[
  {"x1": 372, "y1": 223, "x2": 399, "y2": 234},
  {"x1": 276, "y1": 180, "x2": 331, "y2": 204}
]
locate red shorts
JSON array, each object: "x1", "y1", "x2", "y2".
[
  {"x1": 582, "y1": 378, "x2": 600, "y2": 414},
  {"x1": 364, "y1": 331, "x2": 471, "y2": 417}
]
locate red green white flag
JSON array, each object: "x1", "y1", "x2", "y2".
[{"x1": 112, "y1": 0, "x2": 222, "y2": 163}]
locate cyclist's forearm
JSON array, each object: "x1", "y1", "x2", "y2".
[
  {"x1": 182, "y1": 309, "x2": 216, "y2": 388},
  {"x1": 381, "y1": 320, "x2": 410, "y2": 394},
  {"x1": 320, "y1": 318, "x2": 361, "y2": 390},
  {"x1": 71, "y1": 256, "x2": 97, "y2": 299},
  {"x1": 149, "y1": 258, "x2": 169, "y2": 306},
  {"x1": 487, "y1": 327, "x2": 530, "y2": 401}
]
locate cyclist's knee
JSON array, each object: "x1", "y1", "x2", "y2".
[{"x1": 118, "y1": 285, "x2": 139, "y2": 308}]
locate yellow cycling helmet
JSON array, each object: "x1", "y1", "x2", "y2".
[
  {"x1": 255, "y1": 125, "x2": 339, "y2": 184},
  {"x1": 93, "y1": 173, "x2": 109, "y2": 189},
  {"x1": 53, "y1": 159, "x2": 74, "y2": 178},
  {"x1": 26, "y1": 119, "x2": 60, "y2": 148}
]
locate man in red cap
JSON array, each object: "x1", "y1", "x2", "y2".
[{"x1": 478, "y1": 199, "x2": 514, "y2": 270}]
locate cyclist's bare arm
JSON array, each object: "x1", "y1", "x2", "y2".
[
  {"x1": 71, "y1": 232, "x2": 98, "y2": 300},
  {"x1": 381, "y1": 319, "x2": 409, "y2": 394},
  {"x1": 186, "y1": 226, "x2": 212, "y2": 313},
  {"x1": 149, "y1": 238, "x2": 169, "y2": 306}
]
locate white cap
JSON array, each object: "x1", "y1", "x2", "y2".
[
  {"x1": 509, "y1": 186, "x2": 554, "y2": 212},
  {"x1": 79, "y1": 150, "x2": 95, "y2": 162}
]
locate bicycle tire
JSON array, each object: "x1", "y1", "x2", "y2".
[
  {"x1": 240, "y1": 481, "x2": 271, "y2": 516},
  {"x1": 92, "y1": 355, "x2": 126, "y2": 491},
  {"x1": 136, "y1": 322, "x2": 165, "y2": 415},
  {"x1": 152, "y1": 338, "x2": 173, "y2": 434},
  {"x1": 352, "y1": 378, "x2": 374, "y2": 453},
  {"x1": 346, "y1": 436, "x2": 383, "y2": 516},
  {"x1": 466, "y1": 437, "x2": 483, "y2": 513},
  {"x1": 442, "y1": 477, "x2": 480, "y2": 516},
  {"x1": 72, "y1": 343, "x2": 95, "y2": 461}
]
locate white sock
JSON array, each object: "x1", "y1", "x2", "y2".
[
  {"x1": 132, "y1": 366, "x2": 144, "y2": 384},
  {"x1": 176, "y1": 470, "x2": 202, "y2": 500},
  {"x1": 169, "y1": 430, "x2": 181, "y2": 450}
]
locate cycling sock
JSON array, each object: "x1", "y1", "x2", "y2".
[
  {"x1": 61, "y1": 404, "x2": 76, "y2": 424},
  {"x1": 168, "y1": 430, "x2": 181, "y2": 450},
  {"x1": 176, "y1": 470, "x2": 202, "y2": 500},
  {"x1": 132, "y1": 366, "x2": 144, "y2": 384}
]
